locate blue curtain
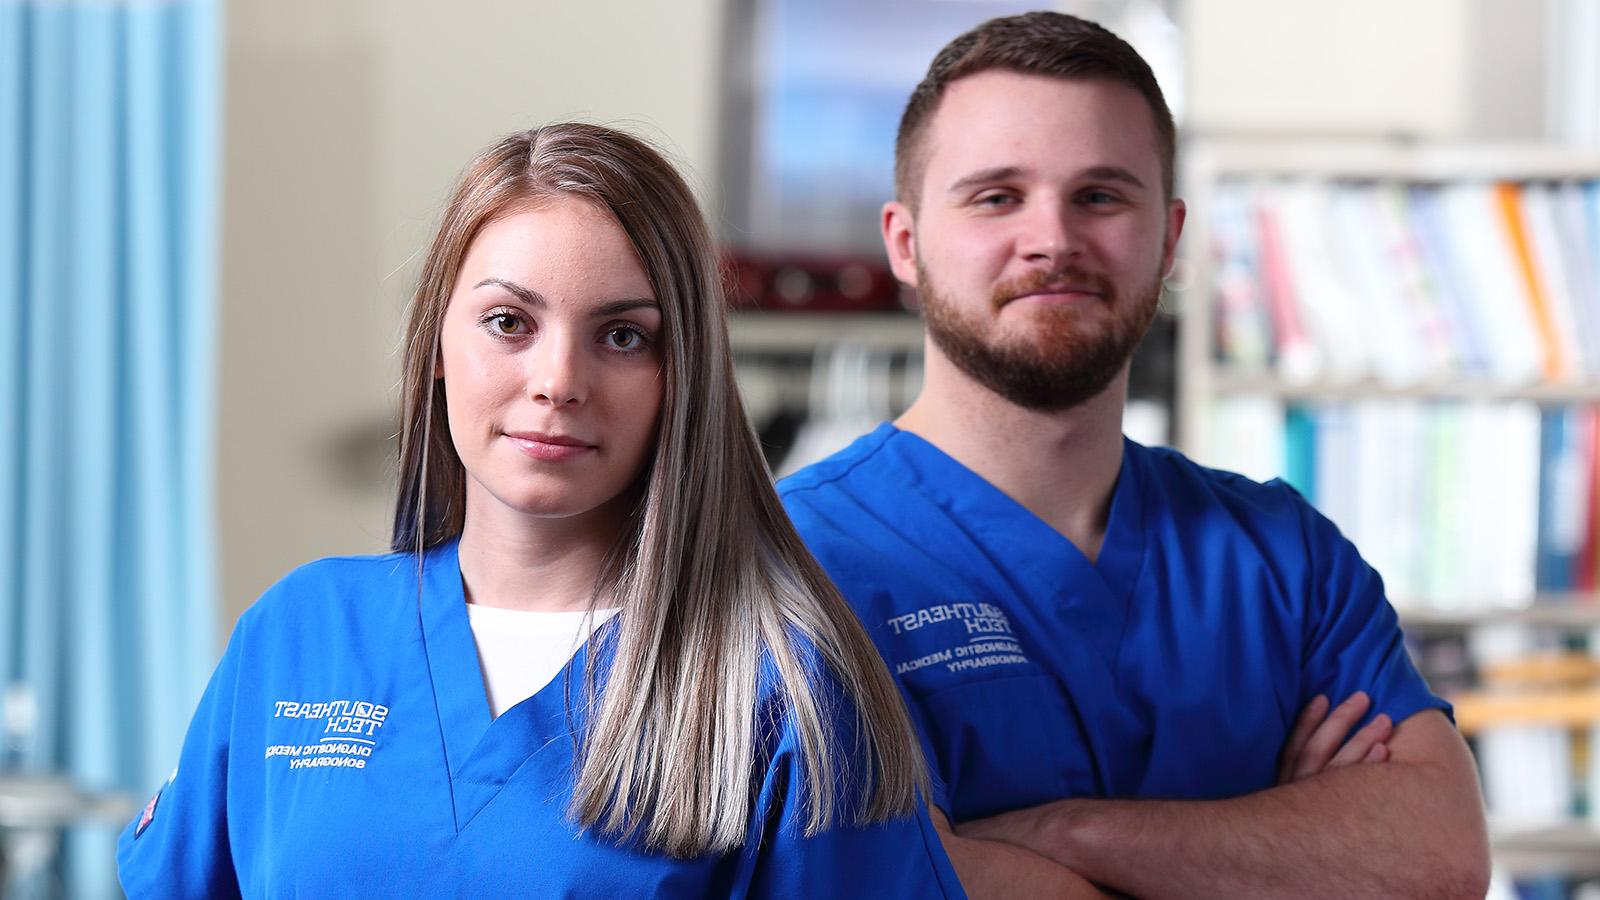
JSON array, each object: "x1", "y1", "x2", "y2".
[{"x1": 0, "y1": 0, "x2": 221, "y2": 895}]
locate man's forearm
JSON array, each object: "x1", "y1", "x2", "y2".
[
  {"x1": 941, "y1": 830, "x2": 1107, "y2": 899},
  {"x1": 960, "y1": 757, "x2": 1488, "y2": 899},
  {"x1": 928, "y1": 807, "x2": 1106, "y2": 898}
]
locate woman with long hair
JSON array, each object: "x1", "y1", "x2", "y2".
[{"x1": 116, "y1": 123, "x2": 963, "y2": 897}]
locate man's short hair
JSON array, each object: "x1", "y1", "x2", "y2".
[{"x1": 894, "y1": 11, "x2": 1176, "y2": 209}]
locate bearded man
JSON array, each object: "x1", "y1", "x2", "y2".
[{"x1": 779, "y1": 12, "x2": 1490, "y2": 899}]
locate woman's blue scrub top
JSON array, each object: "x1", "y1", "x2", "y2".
[{"x1": 117, "y1": 540, "x2": 964, "y2": 898}]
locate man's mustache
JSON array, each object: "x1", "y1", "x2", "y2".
[{"x1": 991, "y1": 267, "x2": 1115, "y2": 310}]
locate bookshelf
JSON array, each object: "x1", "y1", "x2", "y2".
[
  {"x1": 1175, "y1": 138, "x2": 1600, "y2": 616},
  {"x1": 1493, "y1": 821, "x2": 1600, "y2": 879},
  {"x1": 1176, "y1": 139, "x2": 1600, "y2": 456},
  {"x1": 1175, "y1": 140, "x2": 1600, "y2": 881}
]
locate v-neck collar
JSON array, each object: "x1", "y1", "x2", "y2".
[
  {"x1": 878, "y1": 423, "x2": 1149, "y2": 608},
  {"x1": 876, "y1": 425, "x2": 1152, "y2": 783},
  {"x1": 416, "y1": 539, "x2": 604, "y2": 832}
]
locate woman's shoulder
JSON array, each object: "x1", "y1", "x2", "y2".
[{"x1": 234, "y1": 550, "x2": 420, "y2": 637}]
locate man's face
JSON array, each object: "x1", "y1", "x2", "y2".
[{"x1": 883, "y1": 70, "x2": 1184, "y2": 412}]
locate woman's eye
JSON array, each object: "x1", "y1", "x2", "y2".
[
  {"x1": 488, "y1": 313, "x2": 525, "y2": 335},
  {"x1": 603, "y1": 326, "x2": 646, "y2": 351}
]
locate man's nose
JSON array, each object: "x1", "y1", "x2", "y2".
[{"x1": 1016, "y1": 202, "x2": 1079, "y2": 267}]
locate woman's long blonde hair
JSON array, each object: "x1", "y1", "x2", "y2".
[{"x1": 393, "y1": 124, "x2": 928, "y2": 856}]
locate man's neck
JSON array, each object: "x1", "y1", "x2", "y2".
[{"x1": 895, "y1": 348, "x2": 1129, "y2": 564}]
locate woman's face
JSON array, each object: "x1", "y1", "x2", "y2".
[{"x1": 438, "y1": 196, "x2": 663, "y2": 532}]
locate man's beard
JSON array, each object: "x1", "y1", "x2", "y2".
[{"x1": 919, "y1": 262, "x2": 1161, "y2": 413}]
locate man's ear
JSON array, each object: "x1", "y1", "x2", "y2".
[
  {"x1": 1161, "y1": 197, "x2": 1187, "y2": 277},
  {"x1": 881, "y1": 200, "x2": 919, "y2": 288}
]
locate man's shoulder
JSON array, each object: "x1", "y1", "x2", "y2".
[
  {"x1": 1131, "y1": 441, "x2": 1312, "y2": 524},
  {"x1": 779, "y1": 427, "x2": 958, "y2": 600},
  {"x1": 778, "y1": 423, "x2": 901, "y2": 501},
  {"x1": 778, "y1": 425, "x2": 930, "y2": 542},
  {"x1": 1132, "y1": 442, "x2": 1370, "y2": 590}
]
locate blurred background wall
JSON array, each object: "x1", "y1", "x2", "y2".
[{"x1": 219, "y1": 0, "x2": 725, "y2": 628}]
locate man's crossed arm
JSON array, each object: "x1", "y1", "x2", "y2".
[{"x1": 934, "y1": 693, "x2": 1491, "y2": 899}]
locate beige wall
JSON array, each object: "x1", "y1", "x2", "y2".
[
  {"x1": 218, "y1": 0, "x2": 726, "y2": 633},
  {"x1": 1187, "y1": 0, "x2": 1545, "y2": 140}
]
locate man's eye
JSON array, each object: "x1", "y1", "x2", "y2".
[{"x1": 976, "y1": 193, "x2": 1017, "y2": 207}]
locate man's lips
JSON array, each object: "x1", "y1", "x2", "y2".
[
  {"x1": 1004, "y1": 285, "x2": 1104, "y2": 304},
  {"x1": 504, "y1": 431, "x2": 595, "y2": 460}
]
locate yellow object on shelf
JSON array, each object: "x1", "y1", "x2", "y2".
[
  {"x1": 1480, "y1": 653, "x2": 1600, "y2": 687},
  {"x1": 1450, "y1": 688, "x2": 1600, "y2": 734}
]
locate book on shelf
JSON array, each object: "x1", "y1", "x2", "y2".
[
  {"x1": 1208, "y1": 178, "x2": 1600, "y2": 385},
  {"x1": 1414, "y1": 627, "x2": 1599, "y2": 838},
  {"x1": 1194, "y1": 149, "x2": 1600, "y2": 890},
  {"x1": 1541, "y1": 408, "x2": 1597, "y2": 592},
  {"x1": 1204, "y1": 398, "x2": 1598, "y2": 615}
]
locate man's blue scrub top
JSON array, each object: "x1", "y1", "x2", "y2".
[
  {"x1": 116, "y1": 539, "x2": 964, "y2": 898},
  {"x1": 780, "y1": 424, "x2": 1449, "y2": 822}
]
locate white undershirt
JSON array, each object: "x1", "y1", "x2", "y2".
[{"x1": 465, "y1": 604, "x2": 620, "y2": 718}]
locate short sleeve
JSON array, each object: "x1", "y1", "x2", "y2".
[
  {"x1": 1290, "y1": 485, "x2": 1453, "y2": 729},
  {"x1": 117, "y1": 623, "x2": 245, "y2": 899}
]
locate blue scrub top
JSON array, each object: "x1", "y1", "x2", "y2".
[
  {"x1": 780, "y1": 424, "x2": 1449, "y2": 822},
  {"x1": 117, "y1": 539, "x2": 964, "y2": 898}
]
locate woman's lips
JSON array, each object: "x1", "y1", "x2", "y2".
[{"x1": 504, "y1": 432, "x2": 595, "y2": 461}]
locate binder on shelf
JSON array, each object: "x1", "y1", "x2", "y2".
[
  {"x1": 1441, "y1": 183, "x2": 1545, "y2": 385},
  {"x1": 1207, "y1": 177, "x2": 1600, "y2": 386},
  {"x1": 1251, "y1": 183, "x2": 1320, "y2": 380},
  {"x1": 1409, "y1": 185, "x2": 1490, "y2": 376},
  {"x1": 1186, "y1": 144, "x2": 1600, "y2": 880},
  {"x1": 1584, "y1": 415, "x2": 1600, "y2": 593},
  {"x1": 1553, "y1": 182, "x2": 1600, "y2": 375},
  {"x1": 1540, "y1": 408, "x2": 1592, "y2": 593},
  {"x1": 1209, "y1": 183, "x2": 1273, "y2": 370},
  {"x1": 1205, "y1": 398, "x2": 1573, "y2": 615},
  {"x1": 1498, "y1": 182, "x2": 1574, "y2": 381}
]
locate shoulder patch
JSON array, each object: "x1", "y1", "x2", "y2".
[
  {"x1": 134, "y1": 767, "x2": 177, "y2": 838},
  {"x1": 134, "y1": 788, "x2": 161, "y2": 838}
]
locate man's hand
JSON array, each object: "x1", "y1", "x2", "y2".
[{"x1": 1276, "y1": 690, "x2": 1392, "y2": 783}]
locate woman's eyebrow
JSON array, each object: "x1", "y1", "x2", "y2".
[
  {"x1": 476, "y1": 279, "x2": 657, "y2": 318},
  {"x1": 593, "y1": 298, "x2": 660, "y2": 317},
  {"x1": 475, "y1": 277, "x2": 543, "y2": 306}
]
